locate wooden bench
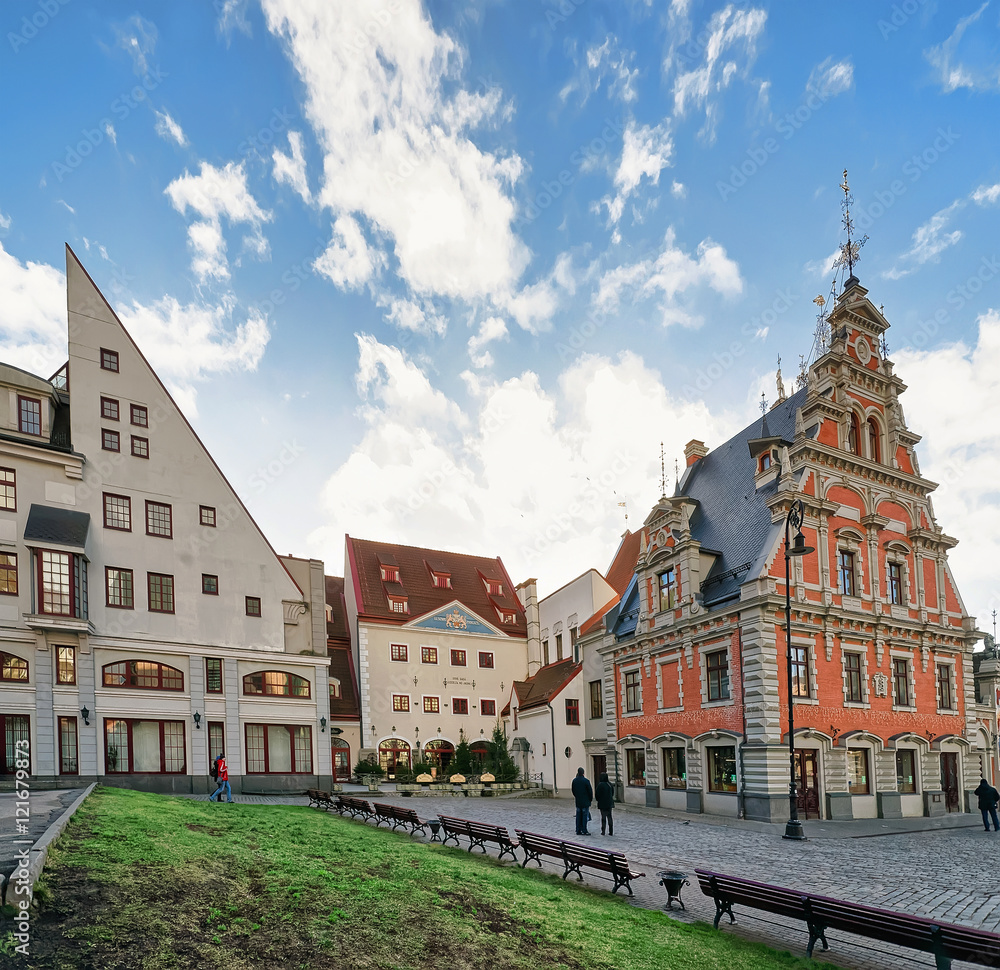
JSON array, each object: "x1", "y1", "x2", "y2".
[
  {"x1": 306, "y1": 788, "x2": 335, "y2": 810},
  {"x1": 515, "y1": 830, "x2": 645, "y2": 896},
  {"x1": 334, "y1": 795, "x2": 372, "y2": 819},
  {"x1": 696, "y1": 868, "x2": 1000, "y2": 969},
  {"x1": 371, "y1": 802, "x2": 428, "y2": 836},
  {"x1": 437, "y1": 815, "x2": 519, "y2": 862}
]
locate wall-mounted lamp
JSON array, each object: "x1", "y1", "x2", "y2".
[
  {"x1": 193, "y1": 711, "x2": 202, "y2": 729},
  {"x1": 80, "y1": 706, "x2": 90, "y2": 726},
  {"x1": 320, "y1": 716, "x2": 327, "y2": 733}
]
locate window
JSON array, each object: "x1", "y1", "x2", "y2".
[
  {"x1": 565, "y1": 698, "x2": 580, "y2": 725},
  {"x1": 896, "y1": 749, "x2": 917, "y2": 794},
  {"x1": 892, "y1": 657, "x2": 911, "y2": 707},
  {"x1": 497, "y1": 609, "x2": 516, "y2": 624},
  {"x1": 888, "y1": 562, "x2": 903, "y2": 605},
  {"x1": 662, "y1": 747, "x2": 687, "y2": 789},
  {"x1": 105, "y1": 719, "x2": 186, "y2": 773},
  {"x1": 485, "y1": 579, "x2": 503, "y2": 596},
  {"x1": 18, "y1": 396, "x2": 41, "y2": 436},
  {"x1": 379, "y1": 564, "x2": 399, "y2": 582},
  {"x1": 59, "y1": 716, "x2": 78, "y2": 774},
  {"x1": 388, "y1": 596, "x2": 408, "y2": 614},
  {"x1": 390, "y1": 643, "x2": 408, "y2": 662},
  {"x1": 101, "y1": 348, "x2": 119, "y2": 372},
  {"x1": 659, "y1": 567, "x2": 677, "y2": 611},
  {"x1": 791, "y1": 646, "x2": 809, "y2": 697},
  {"x1": 0, "y1": 553, "x2": 17, "y2": 595},
  {"x1": 331, "y1": 681, "x2": 342, "y2": 700},
  {"x1": 103, "y1": 661, "x2": 183, "y2": 691},
  {"x1": 106, "y1": 567, "x2": 134, "y2": 608},
  {"x1": 246, "y1": 596, "x2": 262, "y2": 617},
  {"x1": 624, "y1": 669, "x2": 641, "y2": 713},
  {"x1": 937, "y1": 663, "x2": 954, "y2": 710},
  {"x1": 242, "y1": 671, "x2": 311, "y2": 698},
  {"x1": 131, "y1": 436, "x2": 149, "y2": 458},
  {"x1": 101, "y1": 397, "x2": 119, "y2": 420},
  {"x1": 199, "y1": 505, "x2": 216, "y2": 527},
  {"x1": 102, "y1": 428, "x2": 120, "y2": 452},
  {"x1": 453, "y1": 698, "x2": 469, "y2": 714},
  {"x1": 542, "y1": 639, "x2": 549, "y2": 666},
  {"x1": 450, "y1": 649, "x2": 466, "y2": 666},
  {"x1": 481, "y1": 699, "x2": 496, "y2": 717},
  {"x1": 868, "y1": 418, "x2": 881, "y2": 463},
  {"x1": 708, "y1": 746, "x2": 737, "y2": 792},
  {"x1": 431, "y1": 571, "x2": 451, "y2": 588},
  {"x1": 103, "y1": 493, "x2": 131, "y2": 531},
  {"x1": 478, "y1": 651, "x2": 494, "y2": 668},
  {"x1": 423, "y1": 696, "x2": 440, "y2": 713},
  {"x1": 0, "y1": 468, "x2": 14, "y2": 510},
  {"x1": 838, "y1": 550, "x2": 856, "y2": 597},
  {"x1": 202, "y1": 574, "x2": 218, "y2": 595},
  {"x1": 145, "y1": 501, "x2": 172, "y2": 538},
  {"x1": 56, "y1": 646, "x2": 76, "y2": 685},
  {"x1": 848, "y1": 748, "x2": 870, "y2": 794},
  {"x1": 147, "y1": 573, "x2": 174, "y2": 613},
  {"x1": 130, "y1": 404, "x2": 148, "y2": 427},
  {"x1": 626, "y1": 748, "x2": 646, "y2": 787},
  {"x1": 421, "y1": 646, "x2": 437, "y2": 664},
  {"x1": 1, "y1": 652, "x2": 28, "y2": 682},
  {"x1": 847, "y1": 412, "x2": 861, "y2": 455},
  {"x1": 38, "y1": 550, "x2": 87, "y2": 618},
  {"x1": 589, "y1": 680, "x2": 603, "y2": 719},
  {"x1": 0, "y1": 715, "x2": 30, "y2": 773},
  {"x1": 759, "y1": 452, "x2": 772, "y2": 472},
  {"x1": 208, "y1": 722, "x2": 224, "y2": 766},
  {"x1": 206, "y1": 658, "x2": 223, "y2": 694},
  {"x1": 245, "y1": 724, "x2": 313, "y2": 774},
  {"x1": 393, "y1": 694, "x2": 410, "y2": 712},
  {"x1": 706, "y1": 649, "x2": 730, "y2": 701},
  {"x1": 555, "y1": 633, "x2": 563, "y2": 659},
  {"x1": 845, "y1": 652, "x2": 863, "y2": 703}
]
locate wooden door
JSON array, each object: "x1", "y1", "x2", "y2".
[
  {"x1": 795, "y1": 750, "x2": 821, "y2": 819},
  {"x1": 592, "y1": 755, "x2": 607, "y2": 781},
  {"x1": 940, "y1": 753, "x2": 960, "y2": 813}
]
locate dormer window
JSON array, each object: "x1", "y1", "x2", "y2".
[
  {"x1": 431, "y1": 571, "x2": 451, "y2": 589},
  {"x1": 380, "y1": 565, "x2": 399, "y2": 583},
  {"x1": 18, "y1": 396, "x2": 41, "y2": 436},
  {"x1": 496, "y1": 609, "x2": 515, "y2": 624},
  {"x1": 485, "y1": 579, "x2": 503, "y2": 596},
  {"x1": 387, "y1": 595, "x2": 408, "y2": 614}
]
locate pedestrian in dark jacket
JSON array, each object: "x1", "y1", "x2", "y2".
[
  {"x1": 595, "y1": 771, "x2": 615, "y2": 836},
  {"x1": 571, "y1": 767, "x2": 593, "y2": 836},
  {"x1": 974, "y1": 777, "x2": 1000, "y2": 832}
]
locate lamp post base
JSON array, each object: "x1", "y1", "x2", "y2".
[{"x1": 783, "y1": 818, "x2": 806, "y2": 841}]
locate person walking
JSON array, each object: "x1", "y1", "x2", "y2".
[
  {"x1": 571, "y1": 767, "x2": 593, "y2": 836},
  {"x1": 210, "y1": 753, "x2": 233, "y2": 803},
  {"x1": 595, "y1": 771, "x2": 615, "y2": 836},
  {"x1": 974, "y1": 776, "x2": 1000, "y2": 831}
]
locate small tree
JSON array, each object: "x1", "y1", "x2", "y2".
[
  {"x1": 485, "y1": 722, "x2": 519, "y2": 782},
  {"x1": 451, "y1": 729, "x2": 473, "y2": 776},
  {"x1": 354, "y1": 756, "x2": 383, "y2": 780}
]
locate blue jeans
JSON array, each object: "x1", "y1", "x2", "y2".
[
  {"x1": 212, "y1": 779, "x2": 232, "y2": 802},
  {"x1": 982, "y1": 807, "x2": 999, "y2": 831},
  {"x1": 575, "y1": 807, "x2": 590, "y2": 835}
]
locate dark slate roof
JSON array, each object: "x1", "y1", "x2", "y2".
[
  {"x1": 24, "y1": 504, "x2": 90, "y2": 549},
  {"x1": 682, "y1": 387, "x2": 806, "y2": 607},
  {"x1": 610, "y1": 575, "x2": 639, "y2": 641},
  {"x1": 325, "y1": 575, "x2": 350, "y2": 644},
  {"x1": 329, "y1": 646, "x2": 360, "y2": 720}
]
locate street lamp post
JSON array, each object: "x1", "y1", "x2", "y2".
[{"x1": 783, "y1": 498, "x2": 814, "y2": 841}]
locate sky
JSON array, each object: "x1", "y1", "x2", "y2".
[{"x1": 3, "y1": 0, "x2": 1000, "y2": 627}]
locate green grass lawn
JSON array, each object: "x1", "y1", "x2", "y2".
[{"x1": 9, "y1": 788, "x2": 838, "y2": 969}]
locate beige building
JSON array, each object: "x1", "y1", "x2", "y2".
[{"x1": 0, "y1": 247, "x2": 329, "y2": 793}]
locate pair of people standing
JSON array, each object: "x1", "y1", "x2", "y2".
[{"x1": 571, "y1": 767, "x2": 615, "y2": 836}]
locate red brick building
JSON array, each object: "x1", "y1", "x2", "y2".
[{"x1": 600, "y1": 275, "x2": 982, "y2": 822}]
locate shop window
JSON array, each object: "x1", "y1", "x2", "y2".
[{"x1": 707, "y1": 746, "x2": 737, "y2": 792}]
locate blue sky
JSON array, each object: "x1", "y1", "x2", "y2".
[{"x1": 3, "y1": 0, "x2": 1000, "y2": 623}]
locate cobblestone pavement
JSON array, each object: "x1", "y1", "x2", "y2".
[{"x1": 189, "y1": 790, "x2": 999, "y2": 969}]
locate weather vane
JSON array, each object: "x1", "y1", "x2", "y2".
[
  {"x1": 759, "y1": 391, "x2": 768, "y2": 415},
  {"x1": 660, "y1": 441, "x2": 666, "y2": 497},
  {"x1": 834, "y1": 168, "x2": 868, "y2": 277}
]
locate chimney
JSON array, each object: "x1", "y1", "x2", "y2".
[
  {"x1": 515, "y1": 579, "x2": 542, "y2": 674},
  {"x1": 684, "y1": 439, "x2": 709, "y2": 466}
]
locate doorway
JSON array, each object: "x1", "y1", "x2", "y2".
[
  {"x1": 592, "y1": 754, "x2": 607, "y2": 782},
  {"x1": 795, "y1": 750, "x2": 821, "y2": 819},
  {"x1": 940, "y1": 752, "x2": 960, "y2": 813}
]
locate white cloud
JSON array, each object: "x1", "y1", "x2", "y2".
[
  {"x1": 56, "y1": 199, "x2": 75, "y2": 215},
  {"x1": 165, "y1": 161, "x2": 271, "y2": 281},
  {"x1": 671, "y1": 4, "x2": 767, "y2": 143},
  {"x1": 154, "y1": 109, "x2": 188, "y2": 147},
  {"x1": 272, "y1": 131, "x2": 310, "y2": 202},
  {"x1": 806, "y1": 56, "x2": 853, "y2": 98},
  {"x1": 671, "y1": 180, "x2": 687, "y2": 199},
  {"x1": 308, "y1": 337, "x2": 740, "y2": 597},
  {"x1": 0, "y1": 212, "x2": 11, "y2": 231},
  {"x1": 925, "y1": 2, "x2": 993, "y2": 93},
  {"x1": 884, "y1": 200, "x2": 965, "y2": 280},
  {"x1": 501, "y1": 252, "x2": 576, "y2": 334},
  {"x1": 313, "y1": 215, "x2": 381, "y2": 291},
  {"x1": 468, "y1": 315, "x2": 508, "y2": 369},
  {"x1": 103, "y1": 122, "x2": 117, "y2": 147},
  {"x1": 113, "y1": 14, "x2": 158, "y2": 76},
  {"x1": 217, "y1": 0, "x2": 253, "y2": 42},
  {"x1": 561, "y1": 35, "x2": 640, "y2": 105},
  {"x1": 379, "y1": 295, "x2": 446, "y2": 337},
  {"x1": 260, "y1": 0, "x2": 528, "y2": 303},
  {"x1": 594, "y1": 227, "x2": 743, "y2": 327},
  {"x1": 973, "y1": 182, "x2": 1000, "y2": 206},
  {"x1": 602, "y1": 120, "x2": 674, "y2": 225}
]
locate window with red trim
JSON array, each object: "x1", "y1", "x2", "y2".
[
  {"x1": 244, "y1": 723, "x2": 312, "y2": 774},
  {"x1": 106, "y1": 567, "x2": 133, "y2": 608},
  {"x1": 103, "y1": 660, "x2": 183, "y2": 690},
  {"x1": 478, "y1": 651, "x2": 494, "y2": 668},
  {"x1": 101, "y1": 348, "x2": 119, "y2": 372},
  {"x1": 102, "y1": 429, "x2": 120, "y2": 452},
  {"x1": 103, "y1": 493, "x2": 131, "y2": 531},
  {"x1": 18, "y1": 396, "x2": 41, "y2": 436},
  {"x1": 565, "y1": 698, "x2": 580, "y2": 725},
  {"x1": 480, "y1": 699, "x2": 496, "y2": 716},
  {"x1": 130, "y1": 404, "x2": 148, "y2": 427},
  {"x1": 104, "y1": 718, "x2": 186, "y2": 773},
  {"x1": 423, "y1": 696, "x2": 439, "y2": 713},
  {"x1": 245, "y1": 596, "x2": 262, "y2": 617},
  {"x1": 101, "y1": 397, "x2": 119, "y2": 421},
  {"x1": 390, "y1": 643, "x2": 407, "y2": 662},
  {"x1": 450, "y1": 649, "x2": 466, "y2": 666},
  {"x1": 199, "y1": 505, "x2": 216, "y2": 527},
  {"x1": 147, "y1": 572, "x2": 175, "y2": 613},
  {"x1": 0, "y1": 468, "x2": 15, "y2": 511},
  {"x1": 453, "y1": 697, "x2": 469, "y2": 714},
  {"x1": 392, "y1": 694, "x2": 409, "y2": 712},
  {"x1": 131, "y1": 436, "x2": 149, "y2": 458},
  {"x1": 421, "y1": 646, "x2": 437, "y2": 664},
  {"x1": 0, "y1": 553, "x2": 17, "y2": 596},
  {"x1": 146, "y1": 501, "x2": 172, "y2": 538},
  {"x1": 242, "y1": 670, "x2": 311, "y2": 697}
]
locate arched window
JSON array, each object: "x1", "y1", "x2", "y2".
[
  {"x1": 423, "y1": 738, "x2": 455, "y2": 770},
  {"x1": 867, "y1": 418, "x2": 881, "y2": 463},
  {"x1": 1, "y1": 652, "x2": 28, "y2": 682},
  {"x1": 103, "y1": 660, "x2": 183, "y2": 691},
  {"x1": 332, "y1": 738, "x2": 351, "y2": 782},
  {"x1": 378, "y1": 738, "x2": 411, "y2": 778},
  {"x1": 847, "y1": 413, "x2": 861, "y2": 456},
  {"x1": 242, "y1": 670, "x2": 311, "y2": 698},
  {"x1": 470, "y1": 740, "x2": 489, "y2": 765}
]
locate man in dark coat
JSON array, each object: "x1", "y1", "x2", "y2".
[
  {"x1": 571, "y1": 767, "x2": 593, "y2": 836},
  {"x1": 974, "y1": 777, "x2": 1000, "y2": 832},
  {"x1": 595, "y1": 771, "x2": 615, "y2": 836}
]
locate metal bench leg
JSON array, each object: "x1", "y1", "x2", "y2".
[
  {"x1": 442, "y1": 833, "x2": 461, "y2": 847},
  {"x1": 521, "y1": 850, "x2": 541, "y2": 868},
  {"x1": 563, "y1": 861, "x2": 584, "y2": 882},
  {"x1": 497, "y1": 844, "x2": 517, "y2": 863},
  {"x1": 611, "y1": 875, "x2": 633, "y2": 896},
  {"x1": 468, "y1": 837, "x2": 487, "y2": 854},
  {"x1": 929, "y1": 926, "x2": 951, "y2": 970},
  {"x1": 713, "y1": 900, "x2": 735, "y2": 929}
]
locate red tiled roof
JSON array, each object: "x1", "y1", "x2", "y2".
[
  {"x1": 346, "y1": 535, "x2": 527, "y2": 635},
  {"x1": 325, "y1": 575, "x2": 351, "y2": 644},
  {"x1": 511, "y1": 658, "x2": 581, "y2": 713},
  {"x1": 579, "y1": 594, "x2": 620, "y2": 637},
  {"x1": 329, "y1": 645, "x2": 360, "y2": 720},
  {"x1": 605, "y1": 529, "x2": 641, "y2": 595}
]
